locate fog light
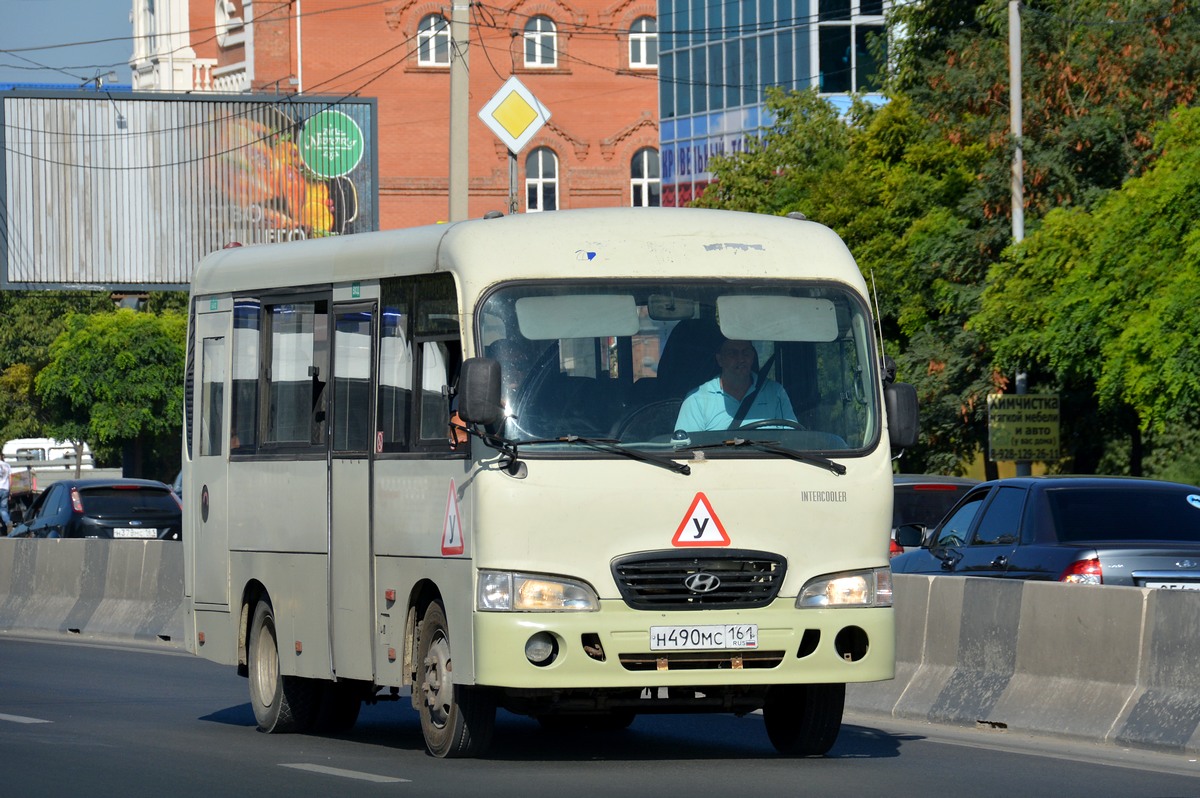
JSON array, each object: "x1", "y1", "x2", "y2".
[{"x1": 525, "y1": 632, "x2": 558, "y2": 666}]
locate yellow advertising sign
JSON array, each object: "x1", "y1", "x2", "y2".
[{"x1": 987, "y1": 394, "x2": 1060, "y2": 462}]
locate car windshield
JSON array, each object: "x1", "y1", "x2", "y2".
[
  {"x1": 79, "y1": 487, "x2": 179, "y2": 515},
  {"x1": 1048, "y1": 486, "x2": 1200, "y2": 543},
  {"x1": 476, "y1": 280, "x2": 879, "y2": 453}
]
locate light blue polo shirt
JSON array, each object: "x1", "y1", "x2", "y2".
[{"x1": 674, "y1": 375, "x2": 797, "y2": 432}]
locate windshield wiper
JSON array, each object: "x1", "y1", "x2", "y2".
[
  {"x1": 521, "y1": 435, "x2": 691, "y2": 476},
  {"x1": 681, "y1": 437, "x2": 846, "y2": 476}
]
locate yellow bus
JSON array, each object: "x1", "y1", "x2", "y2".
[{"x1": 182, "y1": 207, "x2": 918, "y2": 757}]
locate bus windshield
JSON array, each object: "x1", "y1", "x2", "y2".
[{"x1": 477, "y1": 280, "x2": 879, "y2": 453}]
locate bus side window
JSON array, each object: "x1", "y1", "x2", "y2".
[
  {"x1": 417, "y1": 339, "x2": 462, "y2": 443},
  {"x1": 378, "y1": 280, "x2": 413, "y2": 452},
  {"x1": 265, "y1": 299, "x2": 329, "y2": 448},
  {"x1": 414, "y1": 274, "x2": 462, "y2": 450},
  {"x1": 231, "y1": 299, "x2": 261, "y2": 453},
  {"x1": 199, "y1": 336, "x2": 225, "y2": 457}
]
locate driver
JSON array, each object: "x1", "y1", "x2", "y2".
[{"x1": 674, "y1": 338, "x2": 797, "y2": 432}]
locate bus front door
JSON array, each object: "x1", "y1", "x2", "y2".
[
  {"x1": 328, "y1": 303, "x2": 377, "y2": 681},
  {"x1": 192, "y1": 305, "x2": 231, "y2": 608}
]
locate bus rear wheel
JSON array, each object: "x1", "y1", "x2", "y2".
[
  {"x1": 762, "y1": 683, "x2": 844, "y2": 756},
  {"x1": 415, "y1": 599, "x2": 495, "y2": 757},
  {"x1": 248, "y1": 600, "x2": 318, "y2": 733}
]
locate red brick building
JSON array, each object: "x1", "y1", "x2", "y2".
[{"x1": 137, "y1": 0, "x2": 660, "y2": 228}]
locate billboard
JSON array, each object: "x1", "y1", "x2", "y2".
[
  {"x1": 1, "y1": 91, "x2": 378, "y2": 290},
  {"x1": 987, "y1": 393, "x2": 1061, "y2": 463}
]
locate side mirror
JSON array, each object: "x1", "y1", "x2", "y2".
[
  {"x1": 457, "y1": 357, "x2": 504, "y2": 426},
  {"x1": 885, "y1": 382, "x2": 919, "y2": 449},
  {"x1": 895, "y1": 523, "x2": 925, "y2": 548}
]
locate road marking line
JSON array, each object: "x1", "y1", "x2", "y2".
[
  {"x1": 280, "y1": 764, "x2": 410, "y2": 783},
  {"x1": 0, "y1": 713, "x2": 52, "y2": 724}
]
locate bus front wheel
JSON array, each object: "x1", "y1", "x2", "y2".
[
  {"x1": 415, "y1": 599, "x2": 495, "y2": 757},
  {"x1": 762, "y1": 683, "x2": 844, "y2": 756},
  {"x1": 248, "y1": 600, "x2": 318, "y2": 733}
]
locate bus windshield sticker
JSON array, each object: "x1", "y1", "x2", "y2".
[
  {"x1": 442, "y1": 480, "x2": 464, "y2": 555},
  {"x1": 671, "y1": 492, "x2": 731, "y2": 547}
]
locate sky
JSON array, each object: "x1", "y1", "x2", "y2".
[{"x1": 0, "y1": 0, "x2": 134, "y2": 86}]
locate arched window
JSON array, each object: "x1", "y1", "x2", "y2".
[
  {"x1": 417, "y1": 14, "x2": 451, "y2": 66},
  {"x1": 630, "y1": 148, "x2": 661, "y2": 207},
  {"x1": 524, "y1": 16, "x2": 558, "y2": 67},
  {"x1": 629, "y1": 17, "x2": 657, "y2": 69},
  {"x1": 525, "y1": 147, "x2": 559, "y2": 212}
]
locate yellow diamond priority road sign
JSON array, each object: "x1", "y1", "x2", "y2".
[{"x1": 478, "y1": 76, "x2": 551, "y2": 154}]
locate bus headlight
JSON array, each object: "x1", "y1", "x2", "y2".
[
  {"x1": 797, "y1": 568, "x2": 892, "y2": 608},
  {"x1": 477, "y1": 571, "x2": 599, "y2": 611}
]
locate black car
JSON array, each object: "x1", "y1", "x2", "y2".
[
  {"x1": 892, "y1": 476, "x2": 1200, "y2": 587},
  {"x1": 7, "y1": 478, "x2": 182, "y2": 540},
  {"x1": 890, "y1": 474, "x2": 979, "y2": 558}
]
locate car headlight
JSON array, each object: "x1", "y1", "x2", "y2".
[
  {"x1": 477, "y1": 571, "x2": 599, "y2": 611},
  {"x1": 797, "y1": 568, "x2": 892, "y2": 608}
]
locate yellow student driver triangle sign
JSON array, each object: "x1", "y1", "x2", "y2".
[{"x1": 672, "y1": 493, "x2": 731, "y2": 547}]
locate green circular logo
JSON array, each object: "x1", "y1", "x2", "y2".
[{"x1": 298, "y1": 110, "x2": 365, "y2": 179}]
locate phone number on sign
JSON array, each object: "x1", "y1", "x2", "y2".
[{"x1": 649, "y1": 624, "x2": 758, "y2": 651}]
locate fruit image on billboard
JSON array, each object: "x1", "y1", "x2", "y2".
[{"x1": 213, "y1": 105, "x2": 367, "y2": 242}]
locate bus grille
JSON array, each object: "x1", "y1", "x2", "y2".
[{"x1": 611, "y1": 550, "x2": 787, "y2": 610}]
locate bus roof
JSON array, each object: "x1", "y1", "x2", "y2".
[{"x1": 190, "y1": 207, "x2": 867, "y2": 299}]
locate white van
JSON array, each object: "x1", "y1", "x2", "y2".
[{"x1": 2, "y1": 438, "x2": 94, "y2": 469}]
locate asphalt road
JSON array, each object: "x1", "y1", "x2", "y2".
[{"x1": 2, "y1": 633, "x2": 1199, "y2": 797}]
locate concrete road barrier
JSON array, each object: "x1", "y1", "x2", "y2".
[
  {"x1": 0, "y1": 538, "x2": 184, "y2": 643},
  {"x1": 848, "y1": 574, "x2": 1200, "y2": 755}
]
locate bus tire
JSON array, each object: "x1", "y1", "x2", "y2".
[
  {"x1": 416, "y1": 599, "x2": 495, "y2": 758},
  {"x1": 248, "y1": 600, "x2": 318, "y2": 733},
  {"x1": 762, "y1": 683, "x2": 844, "y2": 756}
]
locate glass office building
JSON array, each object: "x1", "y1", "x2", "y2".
[{"x1": 658, "y1": 0, "x2": 887, "y2": 206}]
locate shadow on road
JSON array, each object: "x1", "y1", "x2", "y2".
[{"x1": 201, "y1": 699, "x2": 918, "y2": 761}]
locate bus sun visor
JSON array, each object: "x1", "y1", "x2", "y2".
[
  {"x1": 515, "y1": 294, "x2": 640, "y2": 340},
  {"x1": 717, "y1": 296, "x2": 839, "y2": 342}
]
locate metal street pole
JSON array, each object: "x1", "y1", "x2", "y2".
[
  {"x1": 1010, "y1": 0, "x2": 1031, "y2": 477},
  {"x1": 449, "y1": 2, "x2": 470, "y2": 221}
]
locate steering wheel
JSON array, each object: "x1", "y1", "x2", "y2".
[
  {"x1": 733, "y1": 418, "x2": 807, "y2": 431},
  {"x1": 613, "y1": 399, "x2": 683, "y2": 440}
]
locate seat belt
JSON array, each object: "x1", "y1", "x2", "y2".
[{"x1": 729, "y1": 351, "x2": 777, "y2": 428}]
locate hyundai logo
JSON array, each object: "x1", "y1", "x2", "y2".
[{"x1": 683, "y1": 572, "x2": 721, "y2": 593}]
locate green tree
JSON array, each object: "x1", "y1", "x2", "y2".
[
  {"x1": 0, "y1": 291, "x2": 113, "y2": 443},
  {"x1": 977, "y1": 105, "x2": 1200, "y2": 476},
  {"x1": 35, "y1": 309, "x2": 186, "y2": 479},
  {"x1": 692, "y1": 87, "x2": 853, "y2": 215}
]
